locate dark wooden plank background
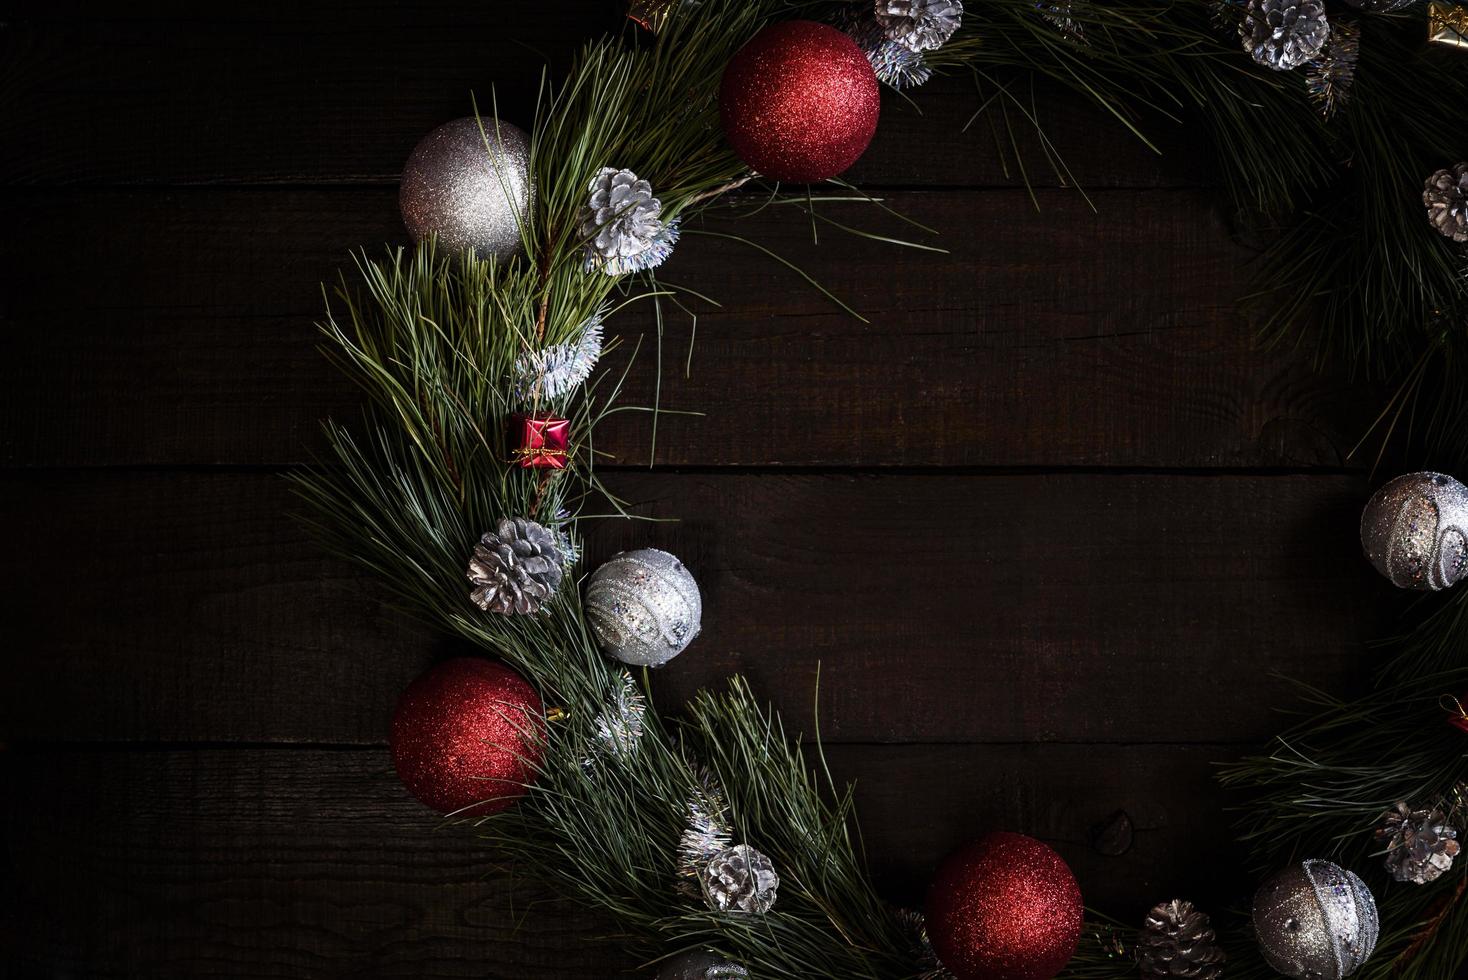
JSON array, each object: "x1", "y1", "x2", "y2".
[{"x1": 1, "y1": 4, "x2": 1395, "y2": 978}]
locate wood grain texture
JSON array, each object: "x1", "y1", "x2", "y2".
[
  {"x1": 0, "y1": 188, "x2": 1372, "y2": 468},
  {"x1": 0, "y1": 4, "x2": 1403, "y2": 977},
  {"x1": 0, "y1": 14, "x2": 1199, "y2": 188},
  {"x1": 2, "y1": 469, "x2": 1384, "y2": 745},
  {"x1": 2, "y1": 741, "x2": 1242, "y2": 978}
]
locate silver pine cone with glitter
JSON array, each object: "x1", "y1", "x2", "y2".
[
  {"x1": 579, "y1": 167, "x2": 678, "y2": 275},
  {"x1": 466, "y1": 517, "x2": 564, "y2": 614},
  {"x1": 874, "y1": 0, "x2": 963, "y2": 52},
  {"x1": 1424, "y1": 164, "x2": 1468, "y2": 243},
  {"x1": 1137, "y1": 900, "x2": 1226, "y2": 980},
  {"x1": 1240, "y1": 0, "x2": 1330, "y2": 71},
  {"x1": 701, "y1": 844, "x2": 778, "y2": 914},
  {"x1": 1376, "y1": 802, "x2": 1461, "y2": 884}
]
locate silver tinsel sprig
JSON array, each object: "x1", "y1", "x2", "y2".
[
  {"x1": 589, "y1": 671, "x2": 646, "y2": 762},
  {"x1": 1210, "y1": 0, "x2": 1248, "y2": 34},
  {"x1": 548, "y1": 509, "x2": 581, "y2": 569},
  {"x1": 841, "y1": 11, "x2": 933, "y2": 89},
  {"x1": 893, "y1": 908, "x2": 955, "y2": 980},
  {"x1": 1306, "y1": 19, "x2": 1359, "y2": 120},
  {"x1": 1341, "y1": 0, "x2": 1415, "y2": 10},
  {"x1": 580, "y1": 167, "x2": 679, "y2": 276},
  {"x1": 515, "y1": 308, "x2": 605, "y2": 403},
  {"x1": 677, "y1": 771, "x2": 734, "y2": 889},
  {"x1": 874, "y1": 0, "x2": 964, "y2": 52},
  {"x1": 1240, "y1": 0, "x2": 1331, "y2": 71},
  {"x1": 1036, "y1": 1, "x2": 1087, "y2": 44}
]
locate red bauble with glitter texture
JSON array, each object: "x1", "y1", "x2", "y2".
[
  {"x1": 924, "y1": 831, "x2": 1084, "y2": 980},
  {"x1": 719, "y1": 20, "x2": 881, "y2": 183},
  {"x1": 390, "y1": 657, "x2": 544, "y2": 815}
]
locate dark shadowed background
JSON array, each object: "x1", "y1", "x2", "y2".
[{"x1": 1, "y1": 3, "x2": 1397, "y2": 976}]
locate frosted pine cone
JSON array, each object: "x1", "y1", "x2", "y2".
[
  {"x1": 701, "y1": 844, "x2": 778, "y2": 914},
  {"x1": 874, "y1": 0, "x2": 963, "y2": 52},
  {"x1": 1137, "y1": 900, "x2": 1226, "y2": 980},
  {"x1": 1376, "y1": 802, "x2": 1461, "y2": 884},
  {"x1": 1424, "y1": 164, "x2": 1468, "y2": 243},
  {"x1": 1240, "y1": 0, "x2": 1330, "y2": 71},
  {"x1": 579, "y1": 167, "x2": 678, "y2": 275},
  {"x1": 466, "y1": 517, "x2": 564, "y2": 614}
]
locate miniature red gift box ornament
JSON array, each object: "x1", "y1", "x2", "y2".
[{"x1": 510, "y1": 413, "x2": 570, "y2": 470}]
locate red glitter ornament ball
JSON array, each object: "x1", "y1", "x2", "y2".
[
  {"x1": 390, "y1": 657, "x2": 544, "y2": 815},
  {"x1": 719, "y1": 20, "x2": 881, "y2": 183},
  {"x1": 924, "y1": 832, "x2": 1084, "y2": 980}
]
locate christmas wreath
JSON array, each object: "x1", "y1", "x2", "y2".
[{"x1": 295, "y1": 2, "x2": 1468, "y2": 978}]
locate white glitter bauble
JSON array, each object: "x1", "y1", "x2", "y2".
[
  {"x1": 1360, "y1": 472, "x2": 1468, "y2": 591},
  {"x1": 1252, "y1": 860, "x2": 1378, "y2": 980},
  {"x1": 399, "y1": 117, "x2": 534, "y2": 259},
  {"x1": 584, "y1": 548, "x2": 701, "y2": 667}
]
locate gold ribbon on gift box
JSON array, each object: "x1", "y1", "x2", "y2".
[{"x1": 1429, "y1": 1, "x2": 1468, "y2": 48}]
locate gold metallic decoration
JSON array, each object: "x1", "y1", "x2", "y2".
[
  {"x1": 628, "y1": 0, "x2": 677, "y2": 32},
  {"x1": 1429, "y1": 1, "x2": 1468, "y2": 47}
]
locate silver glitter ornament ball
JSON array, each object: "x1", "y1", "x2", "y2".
[
  {"x1": 1252, "y1": 860, "x2": 1378, "y2": 980},
  {"x1": 1360, "y1": 472, "x2": 1468, "y2": 591},
  {"x1": 399, "y1": 117, "x2": 535, "y2": 259},
  {"x1": 656, "y1": 950, "x2": 749, "y2": 980},
  {"x1": 584, "y1": 548, "x2": 702, "y2": 667}
]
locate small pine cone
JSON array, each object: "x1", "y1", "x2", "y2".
[
  {"x1": 1424, "y1": 164, "x2": 1468, "y2": 243},
  {"x1": 700, "y1": 844, "x2": 779, "y2": 914},
  {"x1": 1239, "y1": 0, "x2": 1330, "y2": 71},
  {"x1": 579, "y1": 167, "x2": 676, "y2": 275},
  {"x1": 874, "y1": 0, "x2": 963, "y2": 53},
  {"x1": 1137, "y1": 900, "x2": 1226, "y2": 980},
  {"x1": 466, "y1": 517, "x2": 564, "y2": 614},
  {"x1": 1376, "y1": 801, "x2": 1461, "y2": 884}
]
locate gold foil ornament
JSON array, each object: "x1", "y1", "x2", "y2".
[{"x1": 1429, "y1": 1, "x2": 1468, "y2": 47}]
